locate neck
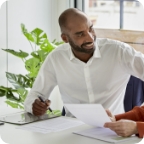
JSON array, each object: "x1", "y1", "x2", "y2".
[{"x1": 72, "y1": 50, "x2": 93, "y2": 63}]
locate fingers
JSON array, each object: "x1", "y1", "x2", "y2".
[
  {"x1": 32, "y1": 99, "x2": 50, "y2": 116},
  {"x1": 105, "y1": 109, "x2": 113, "y2": 117},
  {"x1": 45, "y1": 99, "x2": 51, "y2": 108},
  {"x1": 104, "y1": 122, "x2": 127, "y2": 137},
  {"x1": 104, "y1": 120, "x2": 137, "y2": 137},
  {"x1": 104, "y1": 122, "x2": 119, "y2": 130},
  {"x1": 105, "y1": 109, "x2": 116, "y2": 122}
]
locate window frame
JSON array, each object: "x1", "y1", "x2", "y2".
[{"x1": 76, "y1": 0, "x2": 141, "y2": 29}]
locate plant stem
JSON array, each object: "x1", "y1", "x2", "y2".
[
  {"x1": 28, "y1": 41, "x2": 34, "y2": 52},
  {"x1": 22, "y1": 58, "x2": 25, "y2": 63},
  {"x1": 35, "y1": 44, "x2": 36, "y2": 51}
]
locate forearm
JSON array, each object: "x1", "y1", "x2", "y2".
[
  {"x1": 115, "y1": 110, "x2": 137, "y2": 121},
  {"x1": 115, "y1": 106, "x2": 144, "y2": 121},
  {"x1": 24, "y1": 91, "x2": 39, "y2": 114}
]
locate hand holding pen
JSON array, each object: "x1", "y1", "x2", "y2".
[
  {"x1": 32, "y1": 96, "x2": 52, "y2": 116},
  {"x1": 38, "y1": 96, "x2": 53, "y2": 112}
]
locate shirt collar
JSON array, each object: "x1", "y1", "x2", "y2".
[{"x1": 69, "y1": 40, "x2": 101, "y2": 61}]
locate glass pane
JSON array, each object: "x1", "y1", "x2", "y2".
[
  {"x1": 123, "y1": 1, "x2": 144, "y2": 31},
  {"x1": 86, "y1": 0, "x2": 144, "y2": 31},
  {"x1": 86, "y1": 0, "x2": 120, "y2": 29}
]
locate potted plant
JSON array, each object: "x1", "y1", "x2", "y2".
[{"x1": 0, "y1": 24, "x2": 63, "y2": 115}]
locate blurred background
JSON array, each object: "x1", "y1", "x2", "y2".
[{"x1": 0, "y1": 0, "x2": 143, "y2": 114}]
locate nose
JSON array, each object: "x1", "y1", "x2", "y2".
[{"x1": 85, "y1": 32, "x2": 94, "y2": 43}]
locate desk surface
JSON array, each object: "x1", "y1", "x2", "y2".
[{"x1": 0, "y1": 107, "x2": 142, "y2": 144}]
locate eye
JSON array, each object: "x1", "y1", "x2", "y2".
[{"x1": 77, "y1": 33, "x2": 83, "y2": 37}]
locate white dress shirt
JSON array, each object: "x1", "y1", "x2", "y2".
[{"x1": 24, "y1": 38, "x2": 144, "y2": 116}]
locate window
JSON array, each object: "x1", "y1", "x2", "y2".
[{"x1": 84, "y1": 0, "x2": 144, "y2": 31}]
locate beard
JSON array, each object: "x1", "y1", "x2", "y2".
[{"x1": 68, "y1": 35, "x2": 96, "y2": 54}]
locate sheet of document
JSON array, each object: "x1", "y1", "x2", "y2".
[
  {"x1": 17, "y1": 117, "x2": 84, "y2": 134},
  {"x1": 74, "y1": 127, "x2": 136, "y2": 144},
  {"x1": 64, "y1": 104, "x2": 111, "y2": 127}
]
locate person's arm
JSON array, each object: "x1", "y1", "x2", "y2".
[
  {"x1": 24, "y1": 53, "x2": 57, "y2": 115},
  {"x1": 118, "y1": 42, "x2": 144, "y2": 81},
  {"x1": 115, "y1": 106, "x2": 144, "y2": 121},
  {"x1": 104, "y1": 106, "x2": 144, "y2": 137}
]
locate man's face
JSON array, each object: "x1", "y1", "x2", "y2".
[
  {"x1": 67, "y1": 33, "x2": 96, "y2": 54},
  {"x1": 62, "y1": 15, "x2": 96, "y2": 54}
]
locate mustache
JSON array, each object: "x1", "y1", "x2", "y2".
[
  {"x1": 81, "y1": 42, "x2": 93, "y2": 47},
  {"x1": 81, "y1": 36, "x2": 96, "y2": 47}
]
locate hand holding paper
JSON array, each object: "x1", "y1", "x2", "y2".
[{"x1": 64, "y1": 104, "x2": 136, "y2": 143}]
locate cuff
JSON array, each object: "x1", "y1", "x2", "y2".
[{"x1": 136, "y1": 122, "x2": 144, "y2": 138}]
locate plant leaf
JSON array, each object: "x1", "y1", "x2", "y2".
[
  {"x1": 0, "y1": 86, "x2": 21, "y2": 101},
  {"x1": 0, "y1": 86, "x2": 13, "y2": 91},
  {"x1": 46, "y1": 110, "x2": 62, "y2": 116},
  {"x1": 5, "y1": 100, "x2": 24, "y2": 109},
  {"x1": 0, "y1": 89, "x2": 6, "y2": 96},
  {"x1": 21, "y1": 23, "x2": 34, "y2": 42},
  {"x1": 31, "y1": 50, "x2": 48, "y2": 62},
  {"x1": 1, "y1": 86, "x2": 28, "y2": 103},
  {"x1": 6, "y1": 72, "x2": 32, "y2": 89},
  {"x1": 52, "y1": 39, "x2": 64, "y2": 46},
  {"x1": 17, "y1": 88, "x2": 28, "y2": 102},
  {"x1": 25, "y1": 57, "x2": 41, "y2": 78},
  {"x1": 31, "y1": 28, "x2": 47, "y2": 45},
  {"x1": 40, "y1": 39, "x2": 56, "y2": 52},
  {"x1": 5, "y1": 90, "x2": 21, "y2": 101},
  {"x1": 2, "y1": 49, "x2": 29, "y2": 59}
]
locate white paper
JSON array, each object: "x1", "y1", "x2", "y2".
[
  {"x1": 74, "y1": 128, "x2": 136, "y2": 143},
  {"x1": 17, "y1": 117, "x2": 84, "y2": 134},
  {"x1": 64, "y1": 104, "x2": 111, "y2": 127}
]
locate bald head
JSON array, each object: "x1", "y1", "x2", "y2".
[{"x1": 58, "y1": 8, "x2": 87, "y2": 33}]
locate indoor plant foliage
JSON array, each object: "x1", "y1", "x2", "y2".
[{"x1": 0, "y1": 24, "x2": 63, "y2": 110}]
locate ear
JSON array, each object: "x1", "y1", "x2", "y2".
[{"x1": 61, "y1": 33, "x2": 68, "y2": 43}]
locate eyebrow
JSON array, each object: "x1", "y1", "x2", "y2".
[{"x1": 74, "y1": 24, "x2": 93, "y2": 35}]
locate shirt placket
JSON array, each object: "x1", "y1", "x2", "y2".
[{"x1": 84, "y1": 64, "x2": 95, "y2": 103}]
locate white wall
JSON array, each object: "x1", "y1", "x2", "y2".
[
  {"x1": 0, "y1": 2, "x2": 7, "y2": 106},
  {"x1": 0, "y1": 0, "x2": 71, "y2": 111}
]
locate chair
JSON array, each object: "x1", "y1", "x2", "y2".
[
  {"x1": 62, "y1": 107, "x2": 66, "y2": 116},
  {"x1": 124, "y1": 76, "x2": 144, "y2": 112}
]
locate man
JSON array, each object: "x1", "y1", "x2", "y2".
[
  {"x1": 104, "y1": 106, "x2": 144, "y2": 138},
  {"x1": 24, "y1": 8, "x2": 144, "y2": 117}
]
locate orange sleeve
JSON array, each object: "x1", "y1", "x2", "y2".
[
  {"x1": 136, "y1": 122, "x2": 144, "y2": 138},
  {"x1": 115, "y1": 106, "x2": 144, "y2": 121}
]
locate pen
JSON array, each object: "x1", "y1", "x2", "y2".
[
  {"x1": 0, "y1": 122, "x2": 4, "y2": 125},
  {"x1": 38, "y1": 96, "x2": 53, "y2": 112}
]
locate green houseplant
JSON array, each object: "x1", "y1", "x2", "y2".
[{"x1": 0, "y1": 24, "x2": 63, "y2": 114}]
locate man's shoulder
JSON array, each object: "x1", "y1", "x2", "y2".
[
  {"x1": 96, "y1": 38, "x2": 133, "y2": 56},
  {"x1": 97, "y1": 38, "x2": 122, "y2": 46},
  {"x1": 97, "y1": 38, "x2": 129, "y2": 51}
]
